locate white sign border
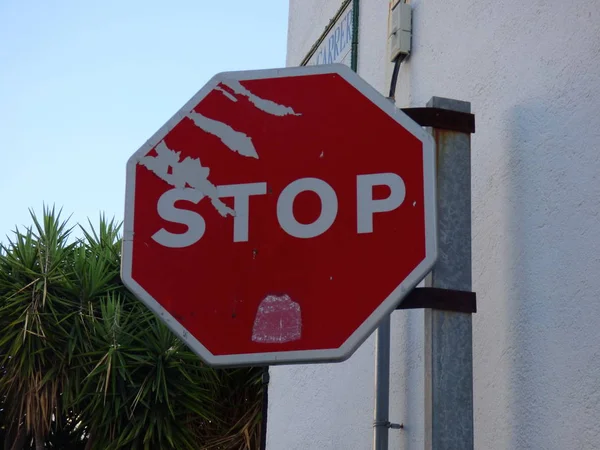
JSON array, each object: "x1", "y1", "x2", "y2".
[{"x1": 121, "y1": 63, "x2": 437, "y2": 367}]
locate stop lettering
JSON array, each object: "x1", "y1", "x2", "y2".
[{"x1": 153, "y1": 173, "x2": 406, "y2": 247}]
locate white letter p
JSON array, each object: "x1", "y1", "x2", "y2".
[{"x1": 357, "y1": 173, "x2": 406, "y2": 234}]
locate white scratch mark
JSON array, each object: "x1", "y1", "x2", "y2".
[
  {"x1": 222, "y1": 79, "x2": 301, "y2": 117},
  {"x1": 140, "y1": 81, "x2": 299, "y2": 217},
  {"x1": 413, "y1": 201, "x2": 417, "y2": 207},
  {"x1": 188, "y1": 111, "x2": 258, "y2": 159},
  {"x1": 251, "y1": 294, "x2": 302, "y2": 344},
  {"x1": 320, "y1": 151, "x2": 324, "y2": 158},
  {"x1": 139, "y1": 141, "x2": 234, "y2": 216},
  {"x1": 215, "y1": 86, "x2": 238, "y2": 102}
]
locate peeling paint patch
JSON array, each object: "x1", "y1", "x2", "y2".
[
  {"x1": 139, "y1": 82, "x2": 300, "y2": 218},
  {"x1": 188, "y1": 111, "x2": 258, "y2": 158},
  {"x1": 139, "y1": 141, "x2": 234, "y2": 216},
  {"x1": 215, "y1": 86, "x2": 238, "y2": 102},
  {"x1": 251, "y1": 294, "x2": 302, "y2": 344},
  {"x1": 222, "y1": 79, "x2": 301, "y2": 117}
]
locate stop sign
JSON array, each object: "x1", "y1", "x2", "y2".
[{"x1": 121, "y1": 64, "x2": 437, "y2": 366}]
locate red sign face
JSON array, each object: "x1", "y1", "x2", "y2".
[{"x1": 122, "y1": 64, "x2": 436, "y2": 366}]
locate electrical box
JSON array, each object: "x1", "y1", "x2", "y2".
[{"x1": 389, "y1": 2, "x2": 412, "y2": 62}]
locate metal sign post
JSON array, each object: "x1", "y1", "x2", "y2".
[
  {"x1": 372, "y1": 98, "x2": 476, "y2": 450},
  {"x1": 423, "y1": 96, "x2": 474, "y2": 450},
  {"x1": 373, "y1": 314, "x2": 400, "y2": 450}
]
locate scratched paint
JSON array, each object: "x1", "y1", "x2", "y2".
[
  {"x1": 188, "y1": 111, "x2": 259, "y2": 159},
  {"x1": 251, "y1": 294, "x2": 302, "y2": 343},
  {"x1": 215, "y1": 86, "x2": 238, "y2": 102},
  {"x1": 138, "y1": 83, "x2": 300, "y2": 216},
  {"x1": 139, "y1": 141, "x2": 234, "y2": 216},
  {"x1": 222, "y1": 79, "x2": 301, "y2": 117}
]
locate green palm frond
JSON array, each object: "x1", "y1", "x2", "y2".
[
  {"x1": 0, "y1": 206, "x2": 78, "y2": 445},
  {"x1": 0, "y1": 208, "x2": 264, "y2": 449}
]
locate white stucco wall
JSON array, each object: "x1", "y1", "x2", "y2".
[{"x1": 268, "y1": 1, "x2": 600, "y2": 449}]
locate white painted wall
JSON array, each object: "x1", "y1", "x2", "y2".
[{"x1": 268, "y1": 1, "x2": 600, "y2": 449}]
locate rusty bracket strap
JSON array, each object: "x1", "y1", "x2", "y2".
[
  {"x1": 396, "y1": 287, "x2": 477, "y2": 314},
  {"x1": 401, "y1": 107, "x2": 476, "y2": 134}
]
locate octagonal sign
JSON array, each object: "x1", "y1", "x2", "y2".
[{"x1": 122, "y1": 64, "x2": 437, "y2": 367}]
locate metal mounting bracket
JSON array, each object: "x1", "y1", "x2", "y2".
[
  {"x1": 401, "y1": 107, "x2": 476, "y2": 134},
  {"x1": 396, "y1": 287, "x2": 477, "y2": 314}
]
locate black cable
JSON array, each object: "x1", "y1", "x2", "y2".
[{"x1": 388, "y1": 54, "x2": 406, "y2": 100}]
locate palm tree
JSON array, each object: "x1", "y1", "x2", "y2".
[{"x1": 0, "y1": 207, "x2": 264, "y2": 449}]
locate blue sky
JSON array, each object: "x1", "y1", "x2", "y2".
[{"x1": 0, "y1": 0, "x2": 289, "y2": 242}]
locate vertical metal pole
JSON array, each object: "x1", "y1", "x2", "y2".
[
  {"x1": 260, "y1": 366, "x2": 269, "y2": 450},
  {"x1": 373, "y1": 314, "x2": 391, "y2": 450},
  {"x1": 424, "y1": 97, "x2": 474, "y2": 450}
]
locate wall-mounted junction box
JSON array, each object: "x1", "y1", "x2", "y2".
[{"x1": 389, "y1": 2, "x2": 412, "y2": 62}]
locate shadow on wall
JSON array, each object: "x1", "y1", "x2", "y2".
[{"x1": 507, "y1": 98, "x2": 600, "y2": 449}]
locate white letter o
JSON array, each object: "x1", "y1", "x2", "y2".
[{"x1": 277, "y1": 178, "x2": 338, "y2": 239}]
